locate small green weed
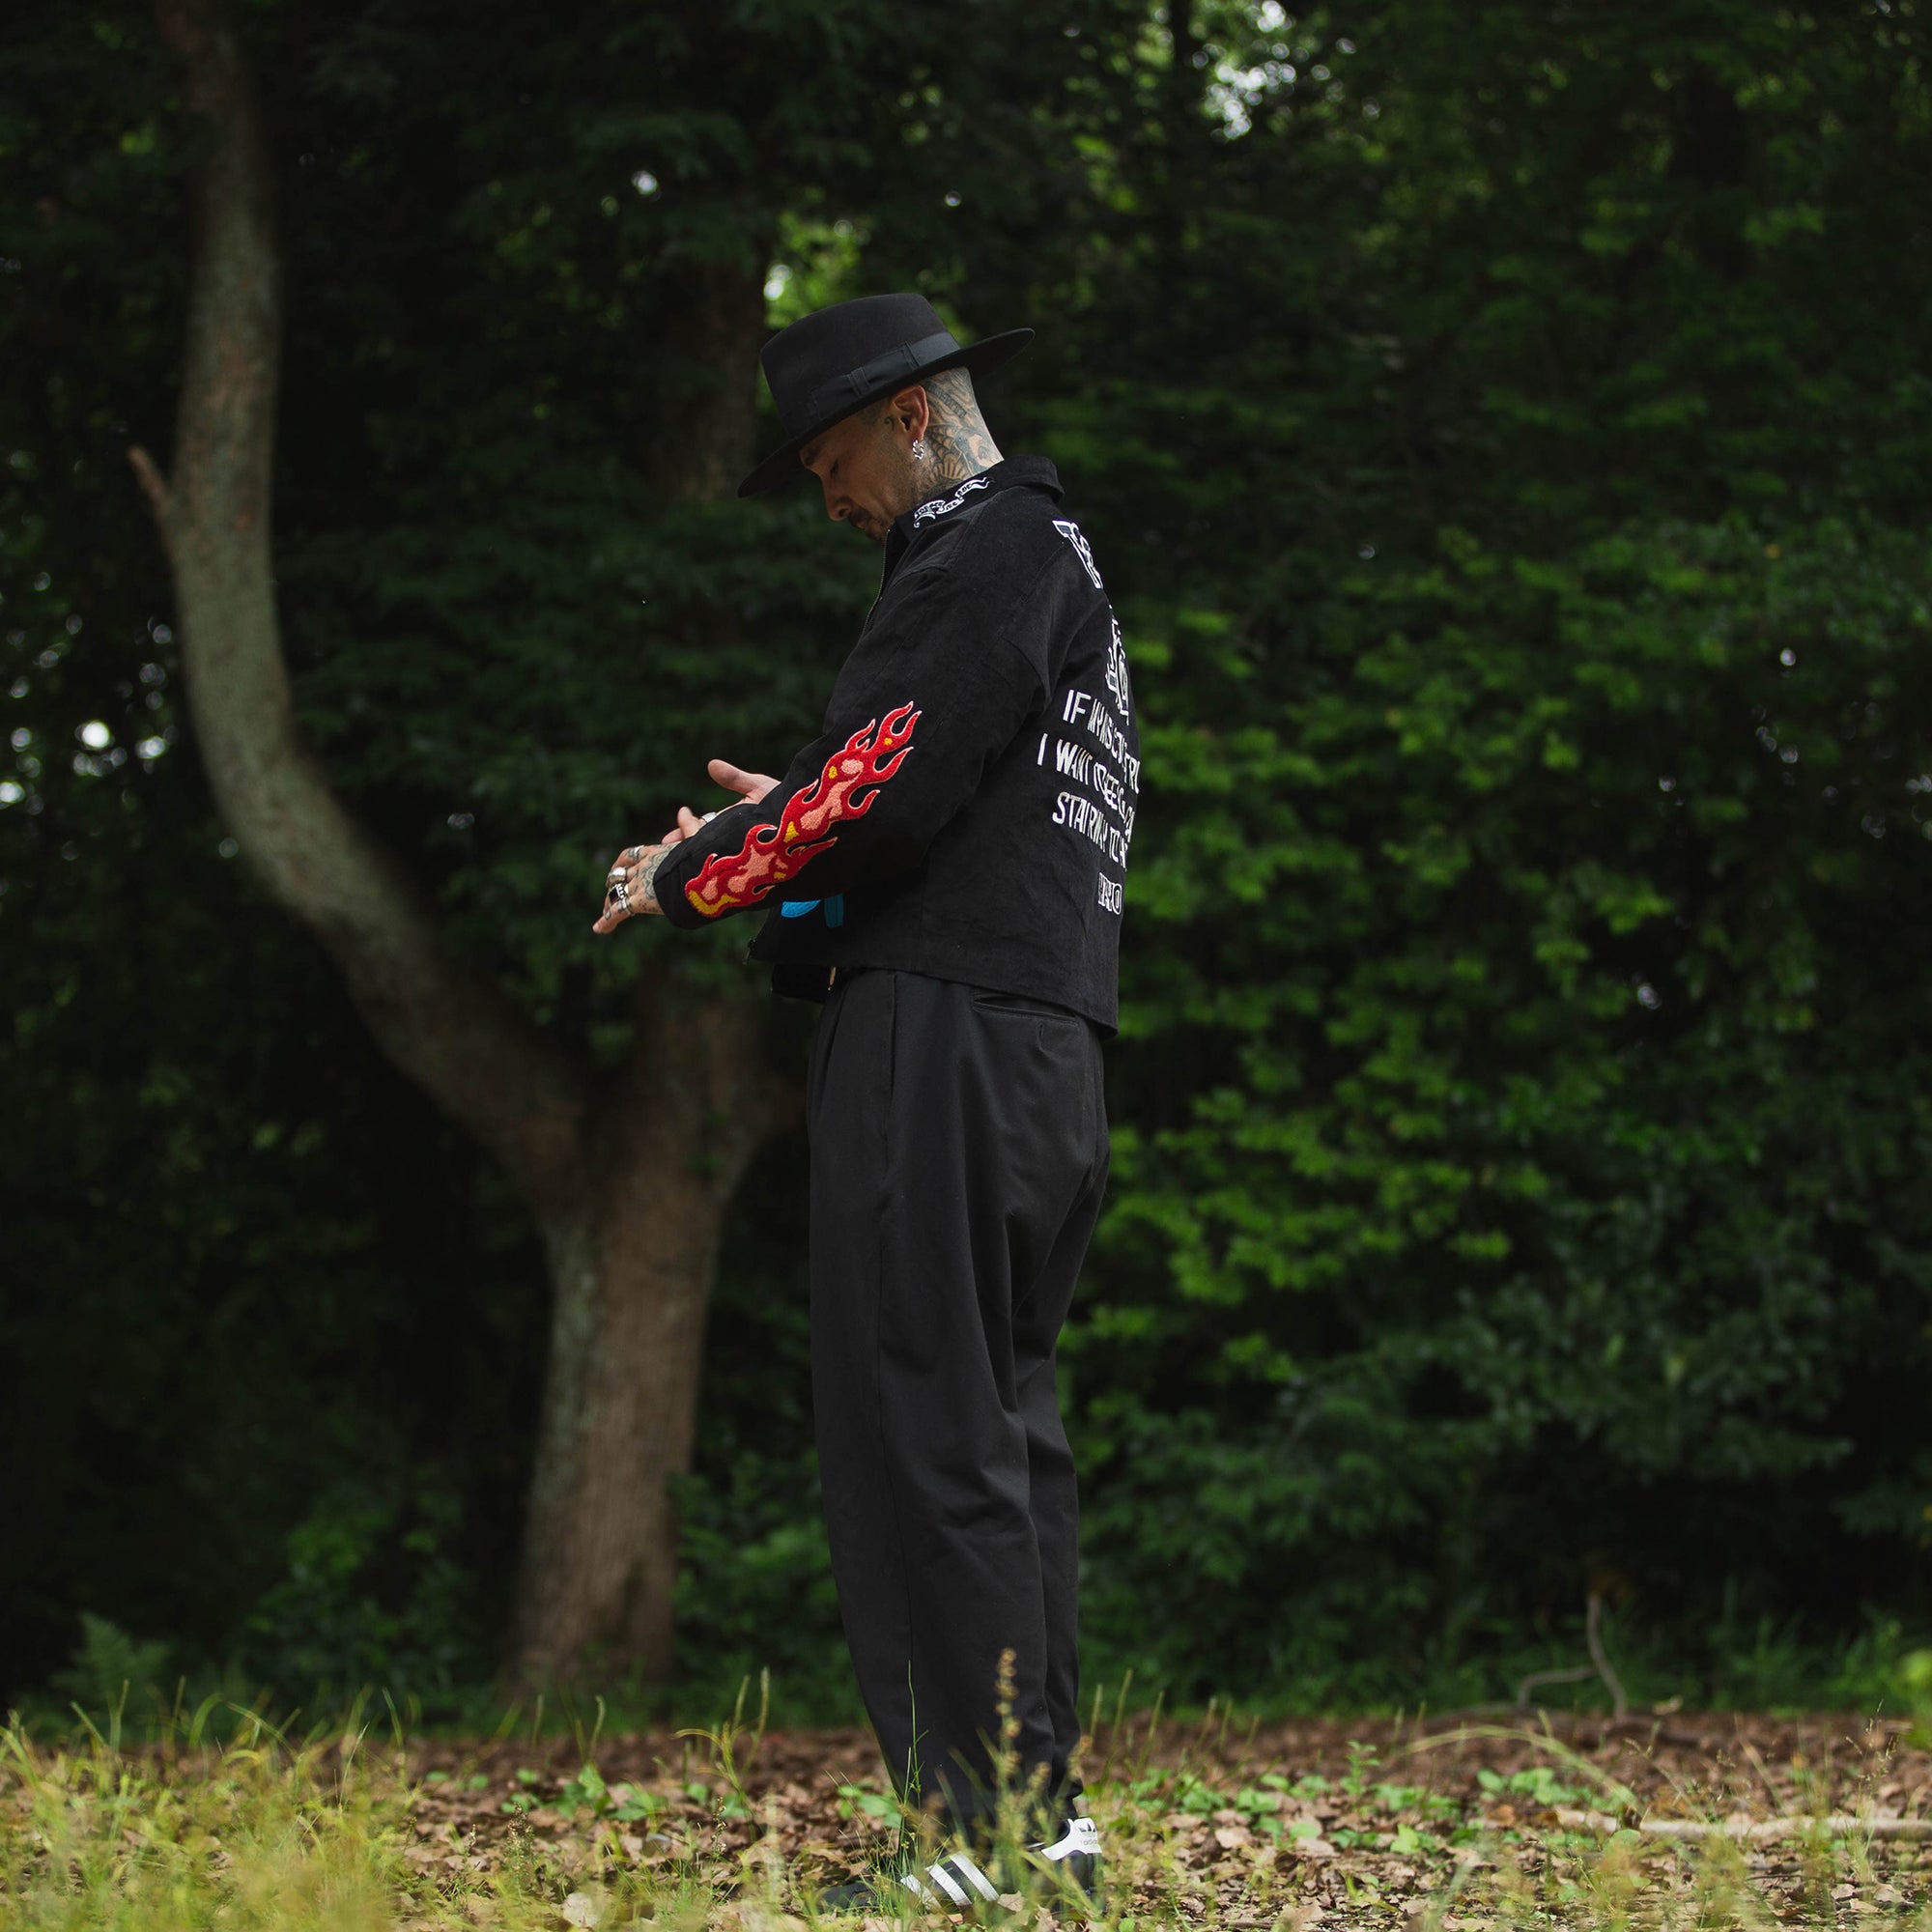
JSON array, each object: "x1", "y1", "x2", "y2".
[{"x1": 1477, "y1": 1763, "x2": 1594, "y2": 1808}]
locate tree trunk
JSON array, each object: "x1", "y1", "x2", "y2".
[
  {"x1": 136, "y1": 0, "x2": 787, "y2": 1685},
  {"x1": 510, "y1": 180, "x2": 779, "y2": 1695},
  {"x1": 649, "y1": 260, "x2": 772, "y2": 505},
  {"x1": 516, "y1": 976, "x2": 778, "y2": 1681}
]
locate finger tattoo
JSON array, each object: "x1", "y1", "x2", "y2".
[{"x1": 603, "y1": 844, "x2": 670, "y2": 920}]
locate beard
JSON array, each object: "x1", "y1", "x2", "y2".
[
  {"x1": 835, "y1": 433, "x2": 919, "y2": 544},
  {"x1": 846, "y1": 504, "x2": 893, "y2": 545}
]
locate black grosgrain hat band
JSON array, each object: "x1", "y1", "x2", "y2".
[
  {"x1": 738, "y1": 293, "x2": 1033, "y2": 497},
  {"x1": 800, "y1": 330, "x2": 959, "y2": 429}
]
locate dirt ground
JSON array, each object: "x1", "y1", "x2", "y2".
[
  {"x1": 406, "y1": 1708, "x2": 1932, "y2": 1822},
  {"x1": 397, "y1": 1710, "x2": 1932, "y2": 1920}
]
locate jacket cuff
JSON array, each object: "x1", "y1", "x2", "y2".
[{"x1": 648, "y1": 798, "x2": 764, "y2": 929}]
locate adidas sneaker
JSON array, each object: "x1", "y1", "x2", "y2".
[
  {"x1": 816, "y1": 1845, "x2": 1004, "y2": 1915},
  {"x1": 815, "y1": 1817, "x2": 1101, "y2": 1915},
  {"x1": 1032, "y1": 1814, "x2": 1102, "y2": 1900}
]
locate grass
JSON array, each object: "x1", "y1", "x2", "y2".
[
  {"x1": 29, "y1": 1603, "x2": 1932, "y2": 1747},
  {"x1": 5, "y1": 1690, "x2": 1931, "y2": 1930}
]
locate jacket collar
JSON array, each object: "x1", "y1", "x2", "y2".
[{"x1": 880, "y1": 456, "x2": 1062, "y2": 585}]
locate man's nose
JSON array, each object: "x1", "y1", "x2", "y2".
[{"x1": 821, "y1": 479, "x2": 848, "y2": 523}]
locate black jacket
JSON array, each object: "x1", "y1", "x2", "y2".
[{"x1": 652, "y1": 457, "x2": 1139, "y2": 1031}]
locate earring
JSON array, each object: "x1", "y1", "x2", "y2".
[{"x1": 910, "y1": 437, "x2": 927, "y2": 462}]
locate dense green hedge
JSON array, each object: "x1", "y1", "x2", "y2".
[{"x1": 3, "y1": 0, "x2": 1927, "y2": 1715}]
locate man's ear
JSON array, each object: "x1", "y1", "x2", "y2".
[{"x1": 890, "y1": 383, "x2": 932, "y2": 442}]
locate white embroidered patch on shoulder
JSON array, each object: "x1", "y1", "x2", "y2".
[
  {"x1": 912, "y1": 475, "x2": 991, "y2": 524},
  {"x1": 1053, "y1": 517, "x2": 1105, "y2": 589},
  {"x1": 1105, "y1": 611, "x2": 1132, "y2": 717}
]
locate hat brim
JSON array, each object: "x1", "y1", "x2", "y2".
[{"x1": 735, "y1": 327, "x2": 1035, "y2": 498}]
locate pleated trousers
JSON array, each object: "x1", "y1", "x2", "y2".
[{"x1": 807, "y1": 969, "x2": 1109, "y2": 1830}]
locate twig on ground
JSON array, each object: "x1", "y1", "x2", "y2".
[
  {"x1": 1555, "y1": 1808, "x2": 1932, "y2": 1842},
  {"x1": 1515, "y1": 1592, "x2": 1627, "y2": 1721}
]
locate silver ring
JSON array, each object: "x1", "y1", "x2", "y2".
[{"x1": 611, "y1": 879, "x2": 631, "y2": 913}]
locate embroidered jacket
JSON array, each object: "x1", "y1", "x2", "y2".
[{"x1": 650, "y1": 457, "x2": 1139, "y2": 1031}]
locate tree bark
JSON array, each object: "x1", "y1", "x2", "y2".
[
  {"x1": 517, "y1": 974, "x2": 776, "y2": 1681},
  {"x1": 648, "y1": 260, "x2": 771, "y2": 506},
  {"x1": 131, "y1": 0, "x2": 587, "y2": 1202},
  {"x1": 135, "y1": 0, "x2": 783, "y2": 1684}
]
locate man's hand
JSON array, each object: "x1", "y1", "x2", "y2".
[
  {"x1": 593, "y1": 841, "x2": 673, "y2": 933},
  {"x1": 593, "y1": 760, "x2": 781, "y2": 934},
  {"x1": 706, "y1": 758, "x2": 780, "y2": 808}
]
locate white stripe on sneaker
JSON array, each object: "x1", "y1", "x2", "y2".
[
  {"x1": 924, "y1": 1862, "x2": 971, "y2": 1906},
  {"x1": 949, "y1": 1852, "x2": 1001, "y2": 1902}
]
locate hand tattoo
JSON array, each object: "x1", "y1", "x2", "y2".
[
  {"x1": 600, "y1": 842, "x2": 673, "y2": 926},
  {"x1": 636, "y1": 844, "x2": 669, "y2": 909}
]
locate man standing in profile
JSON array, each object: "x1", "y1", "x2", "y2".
[{"x1": 594, "y1": 294, "x2": 1138, "y2": 1909}]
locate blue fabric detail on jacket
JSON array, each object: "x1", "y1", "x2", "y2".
[{"x1": 780, "y1": 895, "x2": 844, "y2": 927}]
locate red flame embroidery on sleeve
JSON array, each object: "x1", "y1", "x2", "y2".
[{"x1": 683, "y1": 702, "x2": 921, "y2": 920}]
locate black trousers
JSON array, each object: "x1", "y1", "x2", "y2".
[{"x1": 808, "y1": 969, "x2": 1109, "y2": 1830}]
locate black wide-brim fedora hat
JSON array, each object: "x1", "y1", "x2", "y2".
[{"x1": 737, "y1": 292, "x2": 1032, "y2": 498}]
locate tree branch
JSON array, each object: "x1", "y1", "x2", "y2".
[
  {"x1": 128, "y1": 443, "x2": 173, "y2": 525},
  {"x1": 137, "y1": 0, "x2": 586, "y2": 1204}
]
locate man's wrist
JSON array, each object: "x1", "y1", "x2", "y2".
[{"x1": 638, "y1": 843, "x2": 672, "y2": 911}]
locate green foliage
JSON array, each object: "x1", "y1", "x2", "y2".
[
  {"x1": 1071, "y1": 513, "x2": 1932, "y2": 1689},
  {"x1": 672, "y1": 1456, "x2": 851, "y2": 1719},
  {"x1": 48, "y1": 1615, "x2": 172, "y2": 1725},
  {"x1": 3, "y1": 0, "x2": 1929, "y2": 1709},
  {"x1": 1030, "y1": 0, "x2": 1932, "y2": 1697},
  {"x1": 1902, "y1": 1651, "x2": 1932, "y2": 1747},
  {"x1": 240, "y1": 1477, "x2": 488, "y2": 1701}
]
